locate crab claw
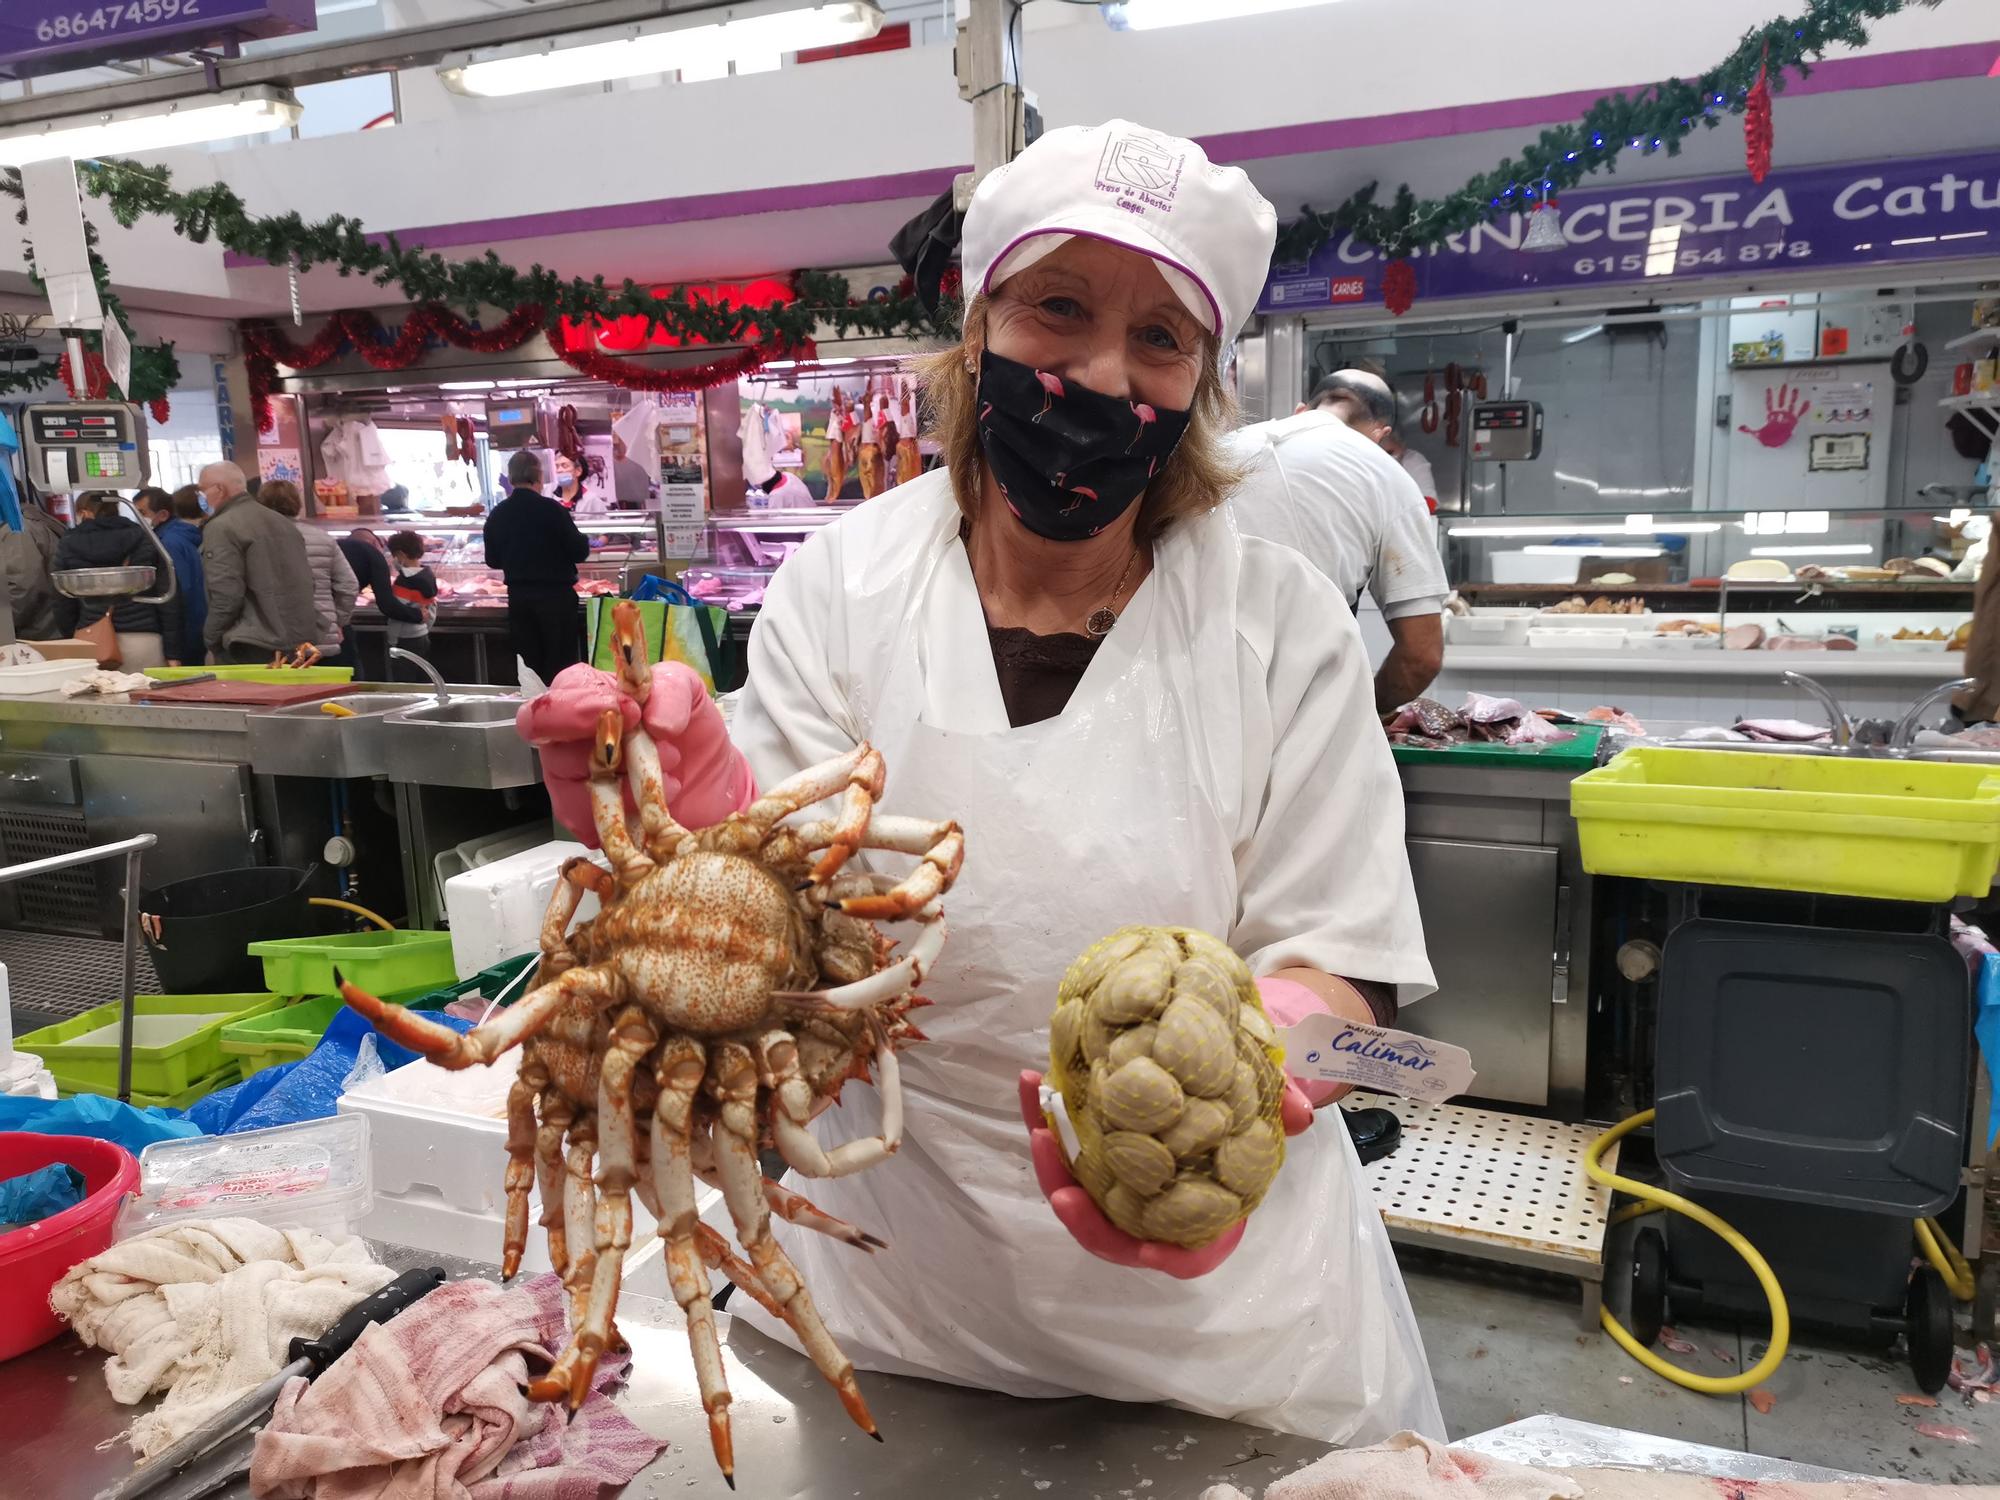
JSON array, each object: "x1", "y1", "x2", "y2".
[
  {"x1": 593, "y1": 707, "x2": 624, "y2": 775},
  {"x1": 609, "y1": 600, "x2": 651, "y2": 700}
]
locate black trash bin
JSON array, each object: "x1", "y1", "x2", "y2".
[{"x1": 139, "y1": 866, "x2": 319, "y2": 995}]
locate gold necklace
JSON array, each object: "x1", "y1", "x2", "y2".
[{"x1": 1086, "y1": 548, "x2": 1143, "y2": 638}]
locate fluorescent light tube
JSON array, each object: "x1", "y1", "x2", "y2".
[
  {"x1": 441, "y1": 3, "x2": 882, "y2": 97},
  {"x1": 1105, "y1": 0, "x2": 1345, "y2": 29},
  {"x1": 0, "y1": 88, "x2": 301, "y2": 167},
  {"x1": 1747, "y1": 544, "x2": 1875, "y2": 557}
]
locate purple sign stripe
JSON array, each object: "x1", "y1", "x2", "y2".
[
  {"x1": 1259, "y1": 149, "x2": 2000, "y2": 315},
  {"x1": 0, "y1": 0, "x2": 315, "y2": 80}
]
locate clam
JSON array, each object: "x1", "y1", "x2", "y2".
[
  {"x1": 1106, "y1": 1020, "x2": 1159, "y2": 1071},
  {"x1": 1098, "y1": 1056, "x2": 1185, "y2": 1134},
  {"x1": 1215, "y1": 1122, "x2": 1284, "y2": 1198},
  {"x1": 1151, "y1": 994, "x2": 1235, "y2": 1098},
  {"x1": 1103, "y1": 1130, "x2": 1177, "y2": 1196},
  {"x1": 1142, "y1": 1176, "x2": 1244, "y2": 1246},
  {"x1": 1157, "y1": 1096, "x2": 1230, "y2": 1161}
]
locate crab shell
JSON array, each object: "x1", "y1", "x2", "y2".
[{"x1": 1046, "y1": 925, "x2": 1287, "y2": 1248}]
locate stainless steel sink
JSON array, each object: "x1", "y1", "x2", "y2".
[
  {"x1": 246, "y1": 693, "x2": 435, "y2": 779},
  {"x1": 379, "y1": 696, "x2": 538, "y2": 789}
]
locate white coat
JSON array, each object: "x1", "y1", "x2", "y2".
[{"x1": 726, "y1": 468, "x2": 1443, "y2": 1444}]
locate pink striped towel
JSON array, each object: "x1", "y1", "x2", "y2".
[{"x1": 249, "y1": 1273, "x2": 666, "y2": 1499}]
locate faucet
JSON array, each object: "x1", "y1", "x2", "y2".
[
  {"x1": 1780, "y1": 670, "x2": 1854, "y2": 748},
  {"x1": 389, "y1": 647, "x2": 449, "y2": 706},
  {"x1": 1890, "y1": 677, "x2": 1976, "y2": 753}
]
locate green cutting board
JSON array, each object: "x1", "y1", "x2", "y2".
[{"x1": 1392, "y1": 722, "x2": 1605, "y2": 768}]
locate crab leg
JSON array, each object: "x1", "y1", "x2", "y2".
[
  {"x1": 762, "y1": 1027, "x2": 905, "y2": 1179},
  {"x1": 586, "y1": 707, "x2": 654, "y2": 883},
  {"x1": 558, "y1": 1113, "x2": 601, "y2": 1345},
  {"x1": 737, "y1": 744, "x2": 885, "y2": 882},
  {"x1": 837, "y1": 825, "x2": 963, "y2": 921},
  {"x1": 340, "y1": 961, "x2": 621, "y2": 1070},
  {"x1": 710, "y1": 1039, "x2": 880, "y2": 1443},
  {"x1": 502, "y1": 1060, "x2": 541, "y2": 1279},
  {"x1": 535, "y1": 1006, "x2": 654, "y2": 1409},
  {"x1": 691, "y1": 1133, "x2": 887, "y2": 1252},
  {"x1": 694, "y1": 1224, "x2": 787, "y2": 1319},
  {"x1": 535, "y1": 1090, "x2": 576, "y2": 1287},
  {"x1": 774, "y1": 915, "x2": 946, "y2": 1013},
  {"x1": 648, "y1": 1036, "x2": 736, "y2": 1483}
]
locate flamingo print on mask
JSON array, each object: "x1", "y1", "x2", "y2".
[
  {"x1": 1127, "y1": 402, "x2": 1157, "y2": 453},
  {"x1": 1060, "y1": 487, "x2": 1100, "y2": 516},
  {"x1": 1033, "y1": 371, "x2": 1065, "y2": 422}
]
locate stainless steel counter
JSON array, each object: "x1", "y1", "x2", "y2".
[
  {"x1": 1396, "y1": 756, "x2": 1597, "y2": 1117},
  {"x1": 5, "y1": 1239, "x2": 1332, "y2": 1500}
]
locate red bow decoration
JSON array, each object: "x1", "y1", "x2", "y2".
[
  {"x1": 1744, "y1": 49, "x2": 1774, "y2": 185},
  {"x1": 1382, "y1": 259, "x2": 1418, "y2": 318}
]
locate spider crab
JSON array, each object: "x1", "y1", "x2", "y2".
[{"x1": 340, "y1": 604, "x2": 963, "y2": 1484}]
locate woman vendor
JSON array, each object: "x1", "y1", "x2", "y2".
[{"x1": 530, "y1": 120, "x2": 1441, "y2": 1444}]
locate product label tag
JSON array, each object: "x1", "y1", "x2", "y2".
[{"x1": 1278, "y1": 1013, "x2": 1476, "y2": 1103}]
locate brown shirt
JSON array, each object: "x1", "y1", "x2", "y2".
[{"x1": 983, "y1": 622, "x2": 1396, "y2": 1026}]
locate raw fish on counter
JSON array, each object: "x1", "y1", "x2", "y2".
[
  {"x1": 1389, "y1": 694, "x2": 1577, "y2": 749},
  {"x1": 1733, "y1": 718, "x2": 1831, "y2": 743},
  {"x1": 1578, "y1": 705, "x2": 1646, "y2": 736}
]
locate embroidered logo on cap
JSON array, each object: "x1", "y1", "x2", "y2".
[{"x1": 1096, "y1": 132, "x2": 1184, "y2": 216}]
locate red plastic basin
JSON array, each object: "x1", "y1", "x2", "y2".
[{"x1": 0, "y1": 1132, "x2": 140, "y2": 1361}]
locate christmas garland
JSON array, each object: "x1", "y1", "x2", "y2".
[{"x1": 1272, "y1": 0, "x2": 1944, "y2": 268}]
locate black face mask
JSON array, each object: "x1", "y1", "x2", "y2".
[{"x1": 974, "y1": 350, "x2": 1191, "y2": 542}]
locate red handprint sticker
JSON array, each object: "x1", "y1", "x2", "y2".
[{"x1": 1739, "y1": 383, "x2": 1811, "y2": 449}]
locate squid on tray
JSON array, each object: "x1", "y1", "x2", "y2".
[{"x1": 339, "y1": 602, "x2": 964, "y2": 1486}]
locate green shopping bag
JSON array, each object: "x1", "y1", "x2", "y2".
[{"x1": 585, "y1": 596, "x2": 725, "y2": 691}]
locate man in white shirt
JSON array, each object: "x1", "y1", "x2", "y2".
[
  {"x1": 1228, "y1": 370, "x2": 1448, "y2": 712},
  {"x1": 1380, "y1": 430, "x2": 1439, "y2": 514}
]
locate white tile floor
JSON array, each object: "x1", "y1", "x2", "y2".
[{"x1": 1399, "y1": 1250, "x2": 1999, "y2": 1485}]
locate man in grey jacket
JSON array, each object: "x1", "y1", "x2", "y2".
[{"x1": 197, "y1": 462, "x2": 320, "y2": 664}]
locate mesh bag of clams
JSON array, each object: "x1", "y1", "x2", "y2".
[{"x1": 1046, "y1": 925, "x2": 1287, "y2": 1249}]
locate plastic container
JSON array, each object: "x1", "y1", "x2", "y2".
[
  {"x1": 218, "y1": 995, "x2": 355, "y2": 1077},
  {"x1": 141, "y1": 866, "x2": 317, "y2": 995},
  {"x1": 340, "y1": 1050, "x2": 522, "y2": 1215},
  {"x1": 443, "y1": 840, "x2": 598, "y2": 979},
  {"x1": 113, "y1": 1113, "x2": 372, "y2": 1241},
  {"x1": 0, "y1": 1133, "x2": 139, "y2": 1360},
  {"x1": 1527, "y1": 627, "x2": 1626, "y2": 651},
  {"x1": 0, "y1": 658, "x2": 98, "y2": 696},
  {"x1": 15, "y1": 993, "x2": 281, "y2": 1097},
  {"x1": 248, "y1": 930, "x2": 456, "y2": 997},
  {"x1": 143, "y1": 665, "x2": 354, "y2": 684},
  {"x1": 1570, "y1": 747, "x2": 2000, "y2": 901},
  {"x1": 431, "y1": 824, "x2": 560, "y2": 913},
  {"x1": 1443, "y1": 612, "x2": 1534, "y2": 648}
]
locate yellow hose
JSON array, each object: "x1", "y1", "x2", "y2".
[
  {"x1": 1916, "y1": 1215, "x2": 1976, "y2": 1302},
  {"x1": 1584, "y1": 1109, "x2": 1792, "y2": 1395},
  {"x1": 308, "y1": 896, "x2": 396, "y2": 931}
]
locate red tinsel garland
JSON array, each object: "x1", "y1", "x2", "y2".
[
  {"x1": 1382, "y1": 258, "x2": 1418, "y2": 317},
  {"x1": 241, "y1": 299, "x2": 786, "y2": 431},
  {"x1": 59, "y1": 351, "x2": 111, "y2": 400},
  {"x1": 1744, "y1": 50, "x2": 1774, "y2": 184},
  {"x1": 149, "y1": 397, "x2": 171, "y2": 423}
]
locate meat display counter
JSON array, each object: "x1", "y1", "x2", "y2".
[{"x1": 308, "y1": 516, "x2": 668, "y2": 686}]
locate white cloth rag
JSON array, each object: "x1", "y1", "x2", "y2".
[{"x1": 50, "y1": 1217, "x2": 395, "y2": 1458}]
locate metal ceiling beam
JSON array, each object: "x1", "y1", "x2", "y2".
[{"x1": 0, "y1": 0, "x2": 743, "y2": 128}]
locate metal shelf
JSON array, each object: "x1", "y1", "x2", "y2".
[{"x1": 1943, "y1": 328, "x2": 2000, "y2": 353}]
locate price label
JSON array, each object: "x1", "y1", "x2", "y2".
[{"x1": 1277, "y1": 1012, "x2": 1475, "y2": 1104}]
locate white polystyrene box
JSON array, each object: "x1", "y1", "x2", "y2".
[{"x1": 444, "y1": 839, "x2": 604, "y2": 979}]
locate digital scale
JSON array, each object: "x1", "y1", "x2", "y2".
[
  {"x1": 20, "y1": 401, "x2": 148, "y2": 490},
  {"x1": 1469, "y1": 400, "x2": 1545, "y2": 462}
]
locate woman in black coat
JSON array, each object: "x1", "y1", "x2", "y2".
[{"x1": 53, "y1": 491, "x2": 182, "y2": 667}]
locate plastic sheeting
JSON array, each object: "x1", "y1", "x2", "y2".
[
  {"x1": 186, "y1": 1008, "x2": 471, "y2": 1135},
  {"x1": 1979, "y1": 955, "x2": 2000, "y2": 1149},
  {"x1": 0, "y1": 1092, "x2": 202, "y2": 1151},
  {"x1": 0, "y1": 1160, "x2": 84, "y2": 1230}
]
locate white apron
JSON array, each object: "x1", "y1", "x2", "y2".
[{"x1": 721, "y1": 516, "x2": 1442, "y2": 1445}]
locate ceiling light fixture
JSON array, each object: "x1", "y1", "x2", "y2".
[
  {"x1": 0, "y1": 86, "x2": 302, "y2": 168},
  {"x1": 1747, "y1": 544, "x2": 1874, "y2": 558},
  {"x1": 440, "y1": 2, "x2": 883, "y2": 98},
  {"x1": 1102, "y1": 0, "x2": 1345, "y2": 29}
]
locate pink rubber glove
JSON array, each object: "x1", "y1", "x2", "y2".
[
  {"x1": 1257, "y1": 974, "x2": 1347, "y2": 1108},
  {"x1": 516, "y1": 662, "x2": 753, "y2": 847},
  {"x1": 634, "y1": 662, "x2": 755, "y2": 830},
  {"x1": 1019, "y1": 1063, "x2": 1313, "y2": 1280}
]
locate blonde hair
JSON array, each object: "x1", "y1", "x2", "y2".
[{"x1": 916, "y1": 294, "x2": 1244, "y2": 543}]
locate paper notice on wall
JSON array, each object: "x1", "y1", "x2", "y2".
[
  {"x1": 102, "y1": 316, "x2": 131, "y2": 398},
  {"x1": 1801, "y1": 377, "x2": 1876, "y2": 427},
  {"x1": 1278, "y1": 1012, "x2": 1476, "y2": 1103}
]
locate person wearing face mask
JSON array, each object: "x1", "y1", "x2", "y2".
[{"x1": 529, "y1": 120, "x2": 1440, "y2": 1452}]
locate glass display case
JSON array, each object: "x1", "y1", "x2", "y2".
[{"x1": 680, "y1": 505, "x2": 858, "y2": 613}]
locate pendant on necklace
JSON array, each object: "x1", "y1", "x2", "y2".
[{"x1": 1085, "y1": 607, "x2": 1119, "y2": 638}]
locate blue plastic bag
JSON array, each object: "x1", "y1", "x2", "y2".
[
  {"x1": 1979, "y1": 954, "x2": 2000, "y2": 1150},
  {"x1": 0, "y1": 1092, "x2": 202, "y2": 1151},
  {"x1": 0, "y1": 1161, "x2": 84, "y2": 1230},
  {"x1": 630, "y1": 574, "x2": 697, "y2": 606},
  {"x1": 192, "y1": 1007, "x2": 472, "y2": 1135}
]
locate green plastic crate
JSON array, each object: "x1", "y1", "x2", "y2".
[
  {"x1": 55, "y1": 1060, "x2": 241, "y2": 1109},
  {"x1": 247, "y1": 930, "x2": 456, "y2": 996},
  {"x1": 219, "y1": 995, "x2": 358, "y2": 1077},
  {"x1": 18, "y1": 994, "x2": 280, "y2": 1096}
]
